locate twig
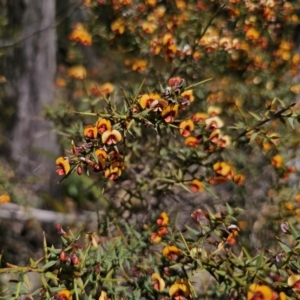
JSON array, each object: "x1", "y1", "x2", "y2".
[{"x1": 234, "y1": 102, "x2": 296, "y2": 141}]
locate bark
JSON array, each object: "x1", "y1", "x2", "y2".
[{"x1": 10, "y1": 0, "x2": 58, "y2": 191}]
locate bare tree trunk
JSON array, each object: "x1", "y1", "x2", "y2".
[{"x1": 10, "y1": 0, "x2": 58, "y2": 191}]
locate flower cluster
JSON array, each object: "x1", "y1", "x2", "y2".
[
  {"x1": 54, "y1": 77, "x2": 202, "y2": 181},
  {"x1": 151, "y1": 212, "x2": 169, "y2": 243},
  {"x1": 68, "y1": 23, "x2": 92, "y2": 46},
  {"x1": 55, "y1": 76, "x2": 247, "y2": 195},
  {"x1": 58, "y1": 118, "x2": 124, "y2": 180}
]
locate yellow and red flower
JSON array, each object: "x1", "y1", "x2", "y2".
[
  {"x1": 190, "y1": 179, "x2": 204, "y2": 192},
  {"x1": 288, "y1": 274, "x2": 300, "y2": 290},
  {"x1": 68, "y1": 66, "x2": 87, "y2": 80},
  {"x1": 179, "y1": 119, "x2": 194, "y2": 137},
  {"x1": 192, "y1": 112, "x2": 208, "y2": 123},
  {"x1": 102, "y1": 129, "x2": 122, "y2": 145},
  {"x1": 233, "y1": 173, "x2": 245, "y2": 185},
  {"x1": 69, "y1": 23, "x2": 92, "y2": 46},
  {"x1": 247, "y1": 283, "x2": 273, "y2": 300},
  {"x1": 180, "y1": 90, "x2": 194, "y2": 104},
  {"x1": 209, "y1": 129, "x2": 221, "y2": 144},
  {"x1": 207, "y1": 106, "x2": 222, "y2": 116},
  {"x1": 152, "y1": 227, "x2": 168, "y2": 243},
  {"x1": 218, "y1": 135, "x2": 231, "y2": 148},
  {"x1": 213, "y1": 162, "x2": 235, "y2": 180},
  {"x1": 169, "y1": 279, "x2": 191, "y2": 300},
  {"x1": 55, "y1": 289, "x2": 72, "y2": 300},
  {"x1": 184, "y1": 136, "x2": 201, "y2": 147},
  {"x1": 131, "y1": 59, "x2": 148, "y2": 72},
  {"x1": 84, "y1": 125, "x2": 98, "y2": 139},
  {"x1": 245, "y1": 27, "x2": 260, "y2": 40},
  {"x1": 271, "y1": 155, "x2": 283, "y2": 168},
  {"x1": 168, "y1": 77, "x2": 182, "y2": 87},
  {"x1": 162, "y1": 104, "x2": 179, "y2": 123},
  {"x1": 100, "y1": 82, "x2": 114, "y2": 95},
  {"x1": 157, "y1": 212, "x2": 169, "y2": 226},
  {"x1": 149, "y1": 98, "x2": 168, "y2": 112},
  {"x1": 95, "y1": 149, "x2": 108, "y2": 169},
  {"x1": 104, "y1": 162, "x2": 125, "y2": 180},
  {"x1": 96, "y1": 119, "x2": 112, "y2": 134},
  {"x1": 141, "y1": 21, "x2": 157, "y2": 34},
  {"x1": 151, "y1": 273, "x2": 166, "y2": 292},
  {"x1": 56, "y1": 157, "x2": 70, "y2": 176},
  {"x1": 162, "y1": 245, "x2": 182, "y2": 260},
  {"x1": 111, "y1": 19, "x2": 125, "y2": 34},
  {"x1": 205, "y1": 116, "x2": 224, "y2": 131},
  {"x1": 151, "y1": 232, "x2": 162, "y2": 243},
  {"x1": 0, "y1": 192, "x2": 10, "y2": 203},
  {"x1": 139, "y1": 93, "x2": 162, "y2": 109},
  {"x1": 90, "y1": 82, "x2": 114, "y2": 97}
]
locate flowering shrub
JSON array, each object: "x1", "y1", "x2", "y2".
[
  {"x1": 2, "y1": 0, "x2": 300, "y2": 299},
  {"x1": 2, "y1": 206, "x2": 300, "y2": 299}
]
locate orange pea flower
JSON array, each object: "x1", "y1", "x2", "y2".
[
  {"x1": 179, "y1": 119, "x2": 194, "y2": 137},
  {"x1": 169, "y1": 279, "x2": 191, "y2": 299},
  {"x1": 218, "y1": 135, "x2": 231, "y2": 148},
  {"x1": 151, "y1": 232, "x2": 162, "y2": 243},
  {"x1": 84, "y1": 125, "x2": 98, "y2": 139},
  {"x1": 69, "y1": 23, "x2": 92, "y2": 46},
  {"x1": 142, "y1": 21, "x2": 157, "y2": 34},
  {"x1": 175, "y1": 0, "x2": 186, "y2": 10},
  {"x1": 157, "y1": 212, "x2": 169, "y2": 226},
  {"x1": 163, "y1": 33, "x2": 175, "y2": 46},
  {"x1": 102, "y1": 129, "x2": 122, "y2": 145},
  {"x1": 205, "y1": 116, "x2": 224, "y2": 131},
  {"x1": 184, "y1": 136, "x2": 201, "y2": 147},
  {"x1": 193, "y1": 50, "x2": 201, "y2": 61},
  {"x1": 95, "y1": 149, "x2": 108, "y2": 169},
  {"x1": 139, "y1": 93, "x2": 162, "y2": 109},
  {"x1": 245, "y1": 27, "x2": 260, "y2": 40},
  {"x1": 168, "y1": 77, "x2": 182, "y2": 87},
  {"x1": 56, "y1": 289, "x2": 72, "y2": 300},
  {"x1": 151, "y1": 227, "x2": 168, "y2": 243},
  {"x1": 90, "y1": 82, "x2": 114, "y2": 97},
  {"x1": 96, "y1": 119, "x2": 112, "y2": 134},
  {"x1": 104, "y1": 162, "x2": 125, "y2": 180},
  {"x1": 146, "y1": 0, "x2": 157, "y2": 7},
  {"x1": 162, "y1": 104, "x2": 179, "y2": 123},
  {"x1": 247, "y1": 283, "x2": 273, "y2": 300},
  {"x1": 149, "y1": 98, "x2": 168, "y2": 112},
  {"x1": 68, "y1": 66, "x2": 87, "y2": 80},
  {"x1": 151, "y1": 273, "x2": 166, "y2": 292},
  {"x1": 99, "y1": 291, "x2": 111, "y2": 300},
  {"x1": 131, "y1": 59, "x2": 148, "y2": 72},
  {"x1": 56, "y1": 157, "x2": 70, "y2": 176},
  {"x1": 180, "y1": 89, "x2": 195, "y2": 104},
  {"x1": 190, "y1": 179, "x2": 204, "y2": 192},
  {"x1": 100, "y1": 82, "x2": 114, "y2": 95},
  {"x1": 271, "y1": 155, "x2": 283, "y2": 168},
  {"x1": 207, "y1": 105, "x2": 222, "y2": 116},
  {"x1": 165, "y1": 44, "x2": 177, "y2": 60},
  {"x1": 162, "y1": 245, "x2": 182, "y2": 260},
  {"x1": 213, "y1": 162, "x2": 234, "y2": 179},
  {"x1": 233, "y1": 173, "x2": 245, "y2": 185},
  {"x1": 111, "y1": 19, "x2": 125, "y2": 34},
  {"x1": 209, "y1": 129, "x2": 221, "y2": 144},
  {"x1": 288, "y1": 274, "x2": 300, "y2": 290},
  {"x1": 192, "y1": 112, "x2": 208, "y2": 123},
  {"x1": 0, "y1": 192, "x2": 10, "y2": 203}
]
